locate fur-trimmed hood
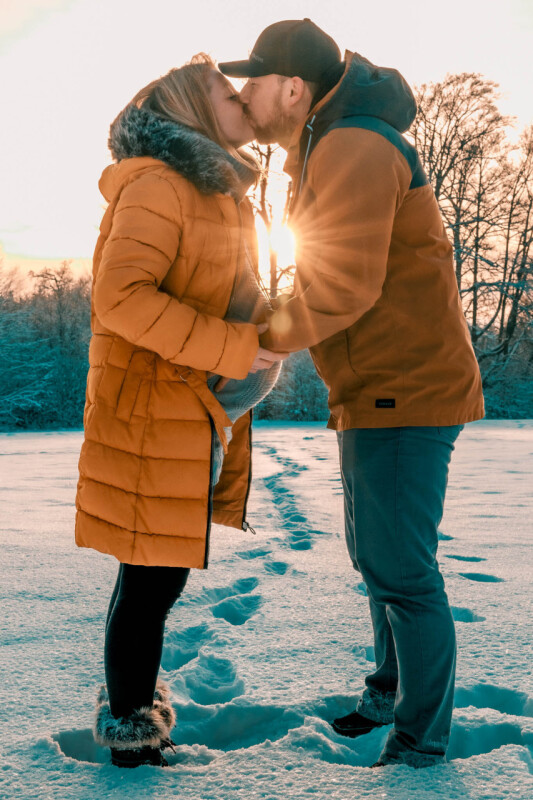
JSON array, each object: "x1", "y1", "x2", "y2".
[{"x1": 106, "y1": 104, "x2": 256, "y2": 200}]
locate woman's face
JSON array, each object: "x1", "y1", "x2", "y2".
[{"x1": 208, "y1": 70, "x2": 255, "y2": 148}]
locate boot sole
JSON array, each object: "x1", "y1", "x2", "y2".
[{"x1": 331, "y1": 721, "x2": 386, "y2": 738}]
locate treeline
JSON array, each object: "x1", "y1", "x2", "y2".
[
  {"x1": 0, "y1": 261, "x2": 328, "y2": 430},
  {"x1": 0, "y1": 264, "x2": 91, "y2": 429},
  {"x1": 0, "y1": 73, "x2": 531, "y2": 430}
]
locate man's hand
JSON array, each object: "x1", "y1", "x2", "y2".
[{"x1": 214, "y1": 323, "x2": 287, "y2": 392}]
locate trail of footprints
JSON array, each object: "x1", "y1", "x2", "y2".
[
  {"x1": 52, "y1": 441, "x2": 530, "y2": 770},
  {"x1": 257, "y1": 441, "x2": 334, "y2": 552},
  {"x1": 437, "y1": 530, "x2": 505, "y2": 589}
]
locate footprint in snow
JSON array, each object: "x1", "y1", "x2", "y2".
[
  {"x1": 266, "y1": 484, "x2": 290, "y2": 497},
  {"x1": 178, "y1": 651, "x2": 245, "y2": 705},
  {"x1": 264, "y1": 459, "x2": 334, "y2": 551},
  {"x1": 454, "y1": 684, "x2": 533, "y2": 717},
  {"x1": 210, "y1": 593, "x2": 263, "y2": 626},
  {"x1": 438, "y1": 531, "x2": 454, "y2": 541},
  {"x1": 235, "y1": 548, "x2": 272, "y2": 560},
  {"x1": 352, "y1": 644, "x2": 375, "y2": 662},
  {"x1": 161, "y1": 622, "x2": 216, "y2": 671},
  {"x1": 450, "y1": 606, "x2": 486, "y2": 623},
  {"x1": 49, "y1": 723, "x2": 220, "y2": 766},
  {"x1": 187, "y1": 576, "x2": 260, "y2": 606},
  {"x1": 284, "y1": 713, "x2": 532, "y2": 769},
  {"x1": 264, "y1": 560, "x2": 289, "y2": 576},
  {"x1": 447, "y1": 716, "x2": 531, "y2": 762},
  {"x1": 459, "y1": 572, "x2": 504, "y2": 583},
  {"x1": 285, "y1": 467, "x2": 309, "y2": 477},
  {"x1": 50, "y1": 728, "x2": 108, "y2": 765},
  {"x1": 287, "y1": 535, "x2": 313, "y2": 551},
  {"x1": 169, "y1": 700, "x2": 304, "y2": 752},
  {"x1": 262, "y1": 444, "x2": 309, "y2": 475},
  {"x1": 445, "y1": 555, "x2": 486, "y2": 562}
]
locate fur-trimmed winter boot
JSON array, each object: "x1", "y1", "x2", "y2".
[{"x1": 94, "y1": 680, "x2": 177, "y2": 768}]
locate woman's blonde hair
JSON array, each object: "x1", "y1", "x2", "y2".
[{"x1": 130, "y1": 53, "x2": 254, "y2": 171}]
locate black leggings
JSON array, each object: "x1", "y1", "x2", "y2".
[{"x1": 104, "y1": 563, "x2": 190, "y2": 719}]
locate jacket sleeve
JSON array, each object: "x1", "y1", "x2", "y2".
[
  {"x1": 260, "y1": 127, "x2": 412, "y2": 352},
  {"x1": 93, "y1": 172, "x2": 258, "y2": 379}
]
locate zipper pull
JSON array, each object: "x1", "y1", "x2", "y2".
[{"x1": 242, "y1": 521, "x2": 257, "y2": 535}]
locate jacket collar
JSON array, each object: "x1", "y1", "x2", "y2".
[
  {"x1": 283, "y1": 53, "x2": 351, "y2": 180},
  {"x1": 283, "y1": 49, "x2": 416, "y2": 181}
]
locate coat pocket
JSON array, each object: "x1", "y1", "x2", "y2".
[
  {"x1": 115, "y1": 350, "x2": 155, "y2": 423},
  {"x1": 95, "y1": 348, "x2": 155, "y2": 423}
]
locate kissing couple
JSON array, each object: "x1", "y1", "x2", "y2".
[{"x1": 74, "y1": 19, "x2": 484, "y2": 770}]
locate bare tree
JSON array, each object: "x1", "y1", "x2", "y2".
[
  {"x1": 412, "y1": 74, "x2": 533, "y2": 400},
  {"x1": 249, "y1": 143, "x2": 293, "y2": 299}
]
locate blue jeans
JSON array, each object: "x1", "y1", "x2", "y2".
[{"x1": 337, "y1": 425, "x2": 463, "y2": 767}]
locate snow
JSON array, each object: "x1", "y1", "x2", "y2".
[{"x1": 1, "y1": 420, "x2": 532, "y2": 800}]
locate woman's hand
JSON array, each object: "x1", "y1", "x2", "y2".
[
  {"x1": 214, "y1": 323, "x2": 287, "y2": 392},
  {"x1": 250, "y1": 323, "x2": 287, "y2": 371},
  {"x1": 249, "y1": 346, "x2": 287, "y2": 373}
]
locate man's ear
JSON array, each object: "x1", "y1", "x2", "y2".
[{"x1": 285, "y1": 76, "x2": 307, "y2": 107}]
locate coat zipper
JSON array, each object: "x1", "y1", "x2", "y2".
[
  {"x1": 203, "y1": 418, "x2": 216, "y2": 568},
  {"x1": 293, "y1": 114, "x2": 316, "y2": 210},
  {"x1": 241, "y1": 410, "x2": 256, "y2": 535},
  {"x1": 204, "y1": 201, "x2": 248, "y2": 565}
]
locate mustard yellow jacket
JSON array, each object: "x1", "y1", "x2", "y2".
[{"x1": 76, "y1": 106, "x2": 259, "y2": 568}]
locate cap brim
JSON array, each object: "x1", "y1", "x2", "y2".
[{"x1": 218, "y1": 59, "x2": 265, "y2": 78}]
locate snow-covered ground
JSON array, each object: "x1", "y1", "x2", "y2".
[{"x1": 1, "y1": 420, "x2": 532, "y2": 800}]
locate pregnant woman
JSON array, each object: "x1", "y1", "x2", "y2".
[{"x1": 75, "y1": 55, "x2": 285, "y2": 768}]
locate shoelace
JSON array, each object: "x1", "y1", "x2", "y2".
[{"x1": 160, "y1": 737, "x2": 177, "y2": 754}]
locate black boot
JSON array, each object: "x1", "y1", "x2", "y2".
[
  {"x1": 110, "y1": 745, "x2": 169, "y2": 768},
  {"x1": 93, "y1": 681, "x2": 177, "y2": 768},
  {"x1": 109, "y1": 736, "x2": 177, "y2": 768},
  {"x1": 331, "y1": 709, "x2": 387, "y2": 738}
]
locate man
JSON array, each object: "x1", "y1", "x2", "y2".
[{"x1": 220, "y1": 19, "x2": 484, "y2": 768}]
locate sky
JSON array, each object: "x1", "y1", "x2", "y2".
[{"x1": 0, "y1": 0, "x2": 532, "y2": 267}]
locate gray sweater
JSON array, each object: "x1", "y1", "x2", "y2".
[{"x1": 207, "y1": 249, "x2": 281, "y2": 484}]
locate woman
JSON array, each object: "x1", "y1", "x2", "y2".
[{"x1": 75, "y1": 55, "x2": 284, "y2": 768}]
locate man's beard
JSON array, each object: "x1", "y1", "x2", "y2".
[{"x1": 247, "y1": 96, "x2": 295, "y2": 145}]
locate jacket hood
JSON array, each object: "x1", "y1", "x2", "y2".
[
  {"x1": 314, "y1": 51, "x2": 417, "y2": 133},
  {"x1": 105, "y1": 104, "x2": 256, "y2": 200}
]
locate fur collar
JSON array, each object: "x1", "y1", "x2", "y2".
[{"x1": 108, "y1": 104, "x2": 256, "y2": 200}]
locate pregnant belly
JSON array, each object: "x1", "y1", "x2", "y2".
[{"x1": 206, "y1": 361, "x2": 282, "y2": 424}]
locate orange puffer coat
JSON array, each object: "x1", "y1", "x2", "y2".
[{"x1": 75, "y1": 105, "x2": 260, "y2": 569}]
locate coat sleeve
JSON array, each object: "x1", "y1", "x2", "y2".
[
  {"x1": 93, "y1": 172, "x2": 258, "y2": 379},
  {"x1": 260, "y1": 128, "x2": 412, "y2": 352}
]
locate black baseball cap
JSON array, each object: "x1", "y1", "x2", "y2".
[{"x1": 219, "y1": 19, "x2": 342, "y2": 82}]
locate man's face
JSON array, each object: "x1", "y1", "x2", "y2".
[{"x1": 239, "y1": 74, "x2": 294, "y2": 145}]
